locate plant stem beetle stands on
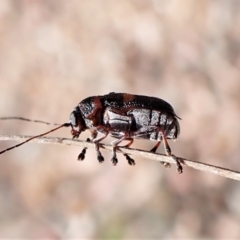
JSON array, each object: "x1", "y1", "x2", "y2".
[{"x1": 0, "y1": 93, "x2": 182, "y2": 173}]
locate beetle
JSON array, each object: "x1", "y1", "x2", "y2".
[{"x1": 0, "y1": 92, "x2": 182, "y2": 173}]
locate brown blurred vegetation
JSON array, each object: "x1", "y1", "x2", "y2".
[{"x1": 0, "y1": 0, "x2": 240, "y2": 238}]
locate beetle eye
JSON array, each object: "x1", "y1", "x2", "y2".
[{"x1": 70, "y1": 111, "x2": 78, "y2": 127}]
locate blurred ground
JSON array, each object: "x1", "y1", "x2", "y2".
[{"x1": 0, "y1": 0, "x2": 240, "y2": 238}]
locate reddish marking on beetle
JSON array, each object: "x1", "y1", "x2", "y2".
[
  {"x1": 91, "y1": 97, "x2": 104, "y2": 127},
  {"x1": 93, "y1": 96, "x2": 102, "y2": 109},
  {"x1": 123, "y1": 93, "x2": 135, "y2": 103},
  {"x1": 85, "y1": 96, "x2": 103, "y2": 120}
]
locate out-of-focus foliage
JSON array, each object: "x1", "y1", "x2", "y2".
[{"x1": 0, "y1": 0, "x2": 240, "y2": 238}]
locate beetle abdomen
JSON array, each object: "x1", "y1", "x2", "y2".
[{"x1": 128, "y1": 108, "x2": 180, "y2": 140}]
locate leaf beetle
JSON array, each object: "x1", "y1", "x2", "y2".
[{"x1": 0, "y1": 92, "x2": 182, "y2": 173}]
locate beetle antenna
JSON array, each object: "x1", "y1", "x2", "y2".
[
  {"x1": 0, "y1": 117, "x2": 61, "y2": 126},
  {"x1": 0, "y1": 123, "x2": 71, "y2": 155}
]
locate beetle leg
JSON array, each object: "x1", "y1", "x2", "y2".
[
  {"x1": 123, "y1": 153, "x2": 135, "y2": 166},
  {"x1": 111, "y1": 138, "x2": 121, "y2": 166},
  {"x1": 78, "y1": 130, "x2": 97, "y2": 161},
  {"x1": 77, "y1": 138, "x2": 91, "y2": 161},
  {"x1": 93, "y1": 136, "x2": 107, "y2": 163},
  {"x1": 161, "y1": 132, "x2": 183, "y2": 174},
  {"x1": 122, "y1": 138, "x2": 135, "y2": 165},
  {"x1": 92, "y1": 127, "x2": 109, "y2": 163},
  {"x1": 150, "y1": 141, "x2": 161, "y2": 153},
  {"x1": 78, "y1": 147, "x2": 87, "y2": 161},
  {"x1": 94, "y1": 142, "x2": 105, "y2": 163},
  {"x1": 150, "y1": 140, "x2": 171, "y2": 168},
  {"x1": 122, "y1": 138, "x2": 134, "y2": 148},
  {"x1": 111, "y1": 137, "x2": 135, "y2": 166},
  {"x1": 71, "y1": 125, "x2": 87, "y2": 160}
]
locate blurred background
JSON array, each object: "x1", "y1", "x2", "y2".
[{"x1": 0, "y1": 0, "x2": 240, "y2": 238}]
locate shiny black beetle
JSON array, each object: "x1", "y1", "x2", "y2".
[{"x1": 0, "y1": 92, "x2": 182, "y2": 173}]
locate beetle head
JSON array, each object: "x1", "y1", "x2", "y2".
[{"x1": 70, "y1": 107, "x2": 86, "y2": 138}]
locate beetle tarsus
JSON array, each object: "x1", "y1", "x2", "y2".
[
  {"x1": 124, "y1": 154, "x2": 135, "y2": 165},
  {"x1": 111, "y1": 156, "x2": 118, "y2": 166},
  {"x1": 77, "y1": 138, "x2": 92, "y2": 161},
  {"x1": 97, "y1": 154, "x2": 104, "y2": 163},
  {"x1": 171, "y1": 154, "x2": 183, "y2": 174},
  {"x1": 177, "y1": 166, "x2": 183, "y2": 174},
  {"x1": 78, "y1": 147, "x2": 87, "y2": 161},
  {"x1": 94, "y1": 142, "x2": 105, "y2": 163},
  {"x1": 160, "y1": 161, "x2": 171, "y2": 168}
]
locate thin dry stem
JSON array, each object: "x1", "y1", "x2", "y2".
[{"x1": 0, "y1": 134, "x2": 240, "y2": 181}]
